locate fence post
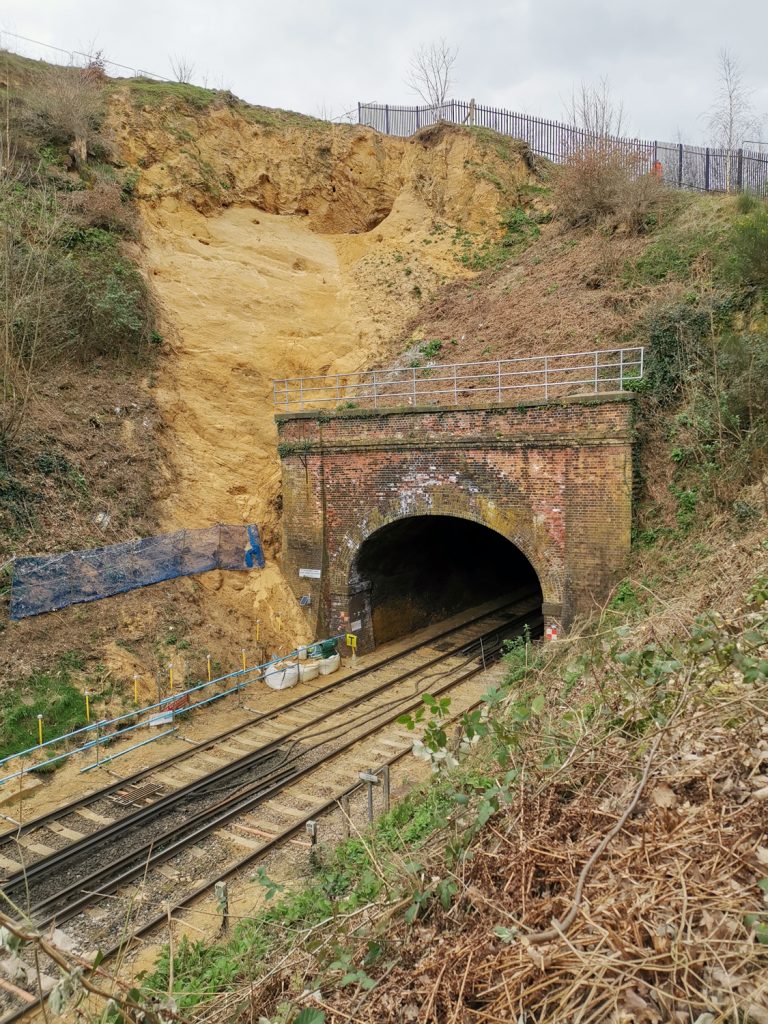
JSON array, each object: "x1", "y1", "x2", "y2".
[
  {"x1": 357, "y1": 101, "x2": 361, "y2": 125},
  {"x1": 704, "y1": 148, "x2": 710, "y2": 191},
  {"x1": 497, "y1": 361, "x2": 502, "y2": 403},
  {"x1": 594, "y1": 351, "x2": 599, "y2": 394},
  {"x1": 453, "y1": 364, "x2": 458, "y2": 404},
  {"x1": 372, "y1": 371, "x2": 378, "y2": 409},
  {"x1": 678, "y1": 143, "x2": 683, "y2": 188},
  {"x1": 543, "y1": 355, "x2": 548, "y2": 401},
  {"x1": 619, "y1": 348, "x2": 624, "y2": 390},
  {"x1": 736, "y1": 148, "x2": 744, "y2": 191},
  {"x1": 411, "y1": 366, "x2": 416, "y2": 406},
  {"x1": 385, "y1": 104, "x2": 390, "y2": 134},
  {"x1": 415, "y1": 105, "x2": 420, "y2": 130}
]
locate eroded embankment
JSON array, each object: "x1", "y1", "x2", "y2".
[{"x1": 125, "y1": 102, "x2": 539, "y2": 658}]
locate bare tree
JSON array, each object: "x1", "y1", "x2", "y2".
[
  {"x1": 170, "y1": 54, "x2": 196, "y2": 84},
  {"x1": 707, "y1": 49, "x2": 761, "y2": 187},
  {"x1": 558, "y1": 77, "x2": 664, "y2": 231},
  {"x1": 566, "y1": 76, "x2": 626, "y2": 140},
  {"x1": 406, "y1": 39, "x2": 458, "y2": 112}
]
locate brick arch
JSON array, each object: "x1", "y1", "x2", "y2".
[
  {"x1": 340, "y1": 508, "x2": 561, "y2": 611},
  {"x1": 276, "y1": 396, "x2": 635, "y2": 647}
]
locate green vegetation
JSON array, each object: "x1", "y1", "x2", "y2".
[
  {"x1": 1, "y1": 58, "x2": 159, "y2": 448},
  {"x1": 0, "y1": 652, "x2": 91, "y2": 762},
  {"x1": 453, "y1": 206, "x2": 547, "y2": 271},
  {"x1": 120, "y1": 77, "x2": 323, "y2": 130}
]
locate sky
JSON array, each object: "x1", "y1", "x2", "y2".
[{"x1": 2, "y1": 0, "x2": 767, "y2": 145}]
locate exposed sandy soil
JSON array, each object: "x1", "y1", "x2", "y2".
[
  {"x1": 136, "y1": 116, "x2": 537, "y2": 656},
  {"x1": 3, "y1": 108, "x2": 539, "y2": 687}
]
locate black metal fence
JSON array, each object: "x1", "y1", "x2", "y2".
[{"x1": 358, "y1": 101, "x2": 768, "y2": 196}]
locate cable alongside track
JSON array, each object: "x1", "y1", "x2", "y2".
[{"x1": 0, "y1": 596, "x2": 541, "y2": 1023}]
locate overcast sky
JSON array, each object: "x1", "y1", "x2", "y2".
[{"x1": 2, "y1": 0, "x2": 767, "y2": 145}]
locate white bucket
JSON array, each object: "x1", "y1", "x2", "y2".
[
  {"x1": 299, "y1": 659, "x2": 320, "y2": 682},
  {"x1": 265, "y1": 661, "x2": 299, "y2": 690},
  {"x1": 318, "y1": 653, "x2": 341, "y2": 676}
]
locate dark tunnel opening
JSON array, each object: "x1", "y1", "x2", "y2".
[{"x1": 353, "y1": 515, "x2": 543, "y2": 646}]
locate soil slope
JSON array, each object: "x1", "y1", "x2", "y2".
[{"x1": 121, "y1": 100, "x2": 541, "y2": 658}]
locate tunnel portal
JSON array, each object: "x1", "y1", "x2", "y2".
[
  {"x1": 351, "y1": 515, "x2": 542, "y2": 646},
  {"x1": 276, "y1": 396, "x2": 636, "y2": 648}
]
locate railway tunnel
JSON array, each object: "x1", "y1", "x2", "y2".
[{"x1": 350, "y1": 515, "x2": 543, "y2": 647}]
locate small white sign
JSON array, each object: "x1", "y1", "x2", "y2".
[
  {"x1": 299, "y1": 568, "x2": 321, "y2": 579},
  {"x1": 351, "y1": 619, "x2": 362, "y2": 631}
]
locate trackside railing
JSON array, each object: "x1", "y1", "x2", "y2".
[
  {"x1": 0, "y1": 635, "x2": 346, "y2": 787},
  {"x1": 273, "y1": 347, "x2": 644, "y2": 413}
]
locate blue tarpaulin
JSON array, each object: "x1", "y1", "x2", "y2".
[{"x1": 10, "y1": 523, "x2": 265, "y2": 620}]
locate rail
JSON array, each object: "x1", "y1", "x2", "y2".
[{"x1": 273, "y1": 346, "x2": 644, "y2": 413}]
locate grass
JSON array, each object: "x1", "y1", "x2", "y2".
[
  {"x1": 455, "y1": 206, "x2": 546, "y2": 272},
  {"x1": 119, "y1": 77, "x2": 323, "y2": 130},
  {"x1": 0, "y1": 652, "x2": 91, "y2": 762}
]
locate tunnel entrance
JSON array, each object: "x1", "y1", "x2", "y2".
[{"x1": 351, "y1": 515, "x2": 542, "y2": 647}]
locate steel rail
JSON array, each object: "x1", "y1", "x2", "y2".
[
  {"x1": 0, "y1": 611, "x2": 531, "y2": 1024},
  {"x1": 4, "y1": 602, "x2": 537, "y2": 910},
  {"x1": 0, "y1": 593, "x2": 526, "y2": 849},
  {"x1": 23, "y1": 611, "x2": 539, "y2": 930}
]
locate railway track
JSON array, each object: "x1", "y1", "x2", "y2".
[
  {"x1": 0, "y1": 595, "x2": 541, "y2": 1021},
  {"x1": 0, "y1": 593, "x2": 531, "y2": 874}
]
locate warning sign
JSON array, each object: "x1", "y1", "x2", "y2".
[{"x1": 346, "y1": 633, "x2": 357, "y2": 650}]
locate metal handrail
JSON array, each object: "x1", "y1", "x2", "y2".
[{"x1": 273, "y1": 347, "x2": 644, "y2": 412}]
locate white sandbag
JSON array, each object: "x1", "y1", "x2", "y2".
[
  {"x1": 265, "y1": 661, "x2": 299, "y2": 690},
  {"x1": 298, "y1": 659, "x2": 320, "y2": 682},
  {"x1": 318, "y1": 652, "x2": 341, "y2": 676},
  {"x1": 297, "y1": 646, "x2": 308, "y2": 661}
]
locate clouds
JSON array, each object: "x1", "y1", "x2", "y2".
[{"x1": 2, "y1": 0, "x2": 766, "y2": 143}]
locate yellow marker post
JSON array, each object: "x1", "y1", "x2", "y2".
[
  {"x1": 85, "y1": 691, "x2": 91, "y2": 724},
  {"x1": 207, "y1": 654, "x2": 212, "y2": 683},
  {"x1": 37, "y1": 714, "x2": 43, "y2": 746},
  {"x1": 255, "y1": 620, "x2": 261, "y2": 643},
  {"x1": 133, "y1": 675, "x2": 139, "y2": 704},
  {"x1": 168, "y1": 662, "x2": 174, "y2": 692},
  {"x1": 346, "y1": 633, "x2": 357, "y2": 651},
  {"x1": 241, "y1": 649, "x2": 247, "y2": 673}
]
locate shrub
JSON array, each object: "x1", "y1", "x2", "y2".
[
  {"x1": 65, "y1": 179, "x2": 138, "y2": 236},
  {"x1": 25, "y1": 65, "x2": 107, "y2": 166},
  {"x1": 556, "y1": 143, "x2": 667, "y2": 233},
  {"x1": 728, "y1": 203, "x2": 768, "y2": 287}
]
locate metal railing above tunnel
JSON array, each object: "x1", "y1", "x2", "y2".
[{"x1": 272, "y1": 346, "x2": 644, "y2": 413}]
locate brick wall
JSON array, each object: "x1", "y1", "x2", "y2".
[{"x1": 276, "y1": 394, "x2": 635, "y2": 649}]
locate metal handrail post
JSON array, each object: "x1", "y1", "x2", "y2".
[
  {"x1": 453, "y1": 364, "x2": 458, "y2": 403},
  {"x1": 594, "y1": 351, "x2": 599, "y2": 394},
  {"x1": 336, "y1": 374, "x2": 340, "y2": 404},
  {"x1": 372, "y1": 371, "x2": 378, "y2": 409},
  {"x1": 543, "y1": 355, "x2": 549, "y2": 401},
  {"x1": 619, "y1": 348, "x2": 624, "y2": 390},
  {"x1": 497, "y1": 361, "x2": 502, "y2": 403},
  {"x1": 411, "y1": 367, "x2": 416, "y2": 406}
]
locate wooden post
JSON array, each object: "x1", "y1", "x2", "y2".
[
  {"x1": 341, "y1": 794, "x2": 351, "y2": 839},
  {"x1": 215, "y1": 881, "x2": 229, "y2": 932}
]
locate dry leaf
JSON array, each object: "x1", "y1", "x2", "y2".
[{"x1": 651, "y1": 784, "x2": 678, "y2": 808}]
